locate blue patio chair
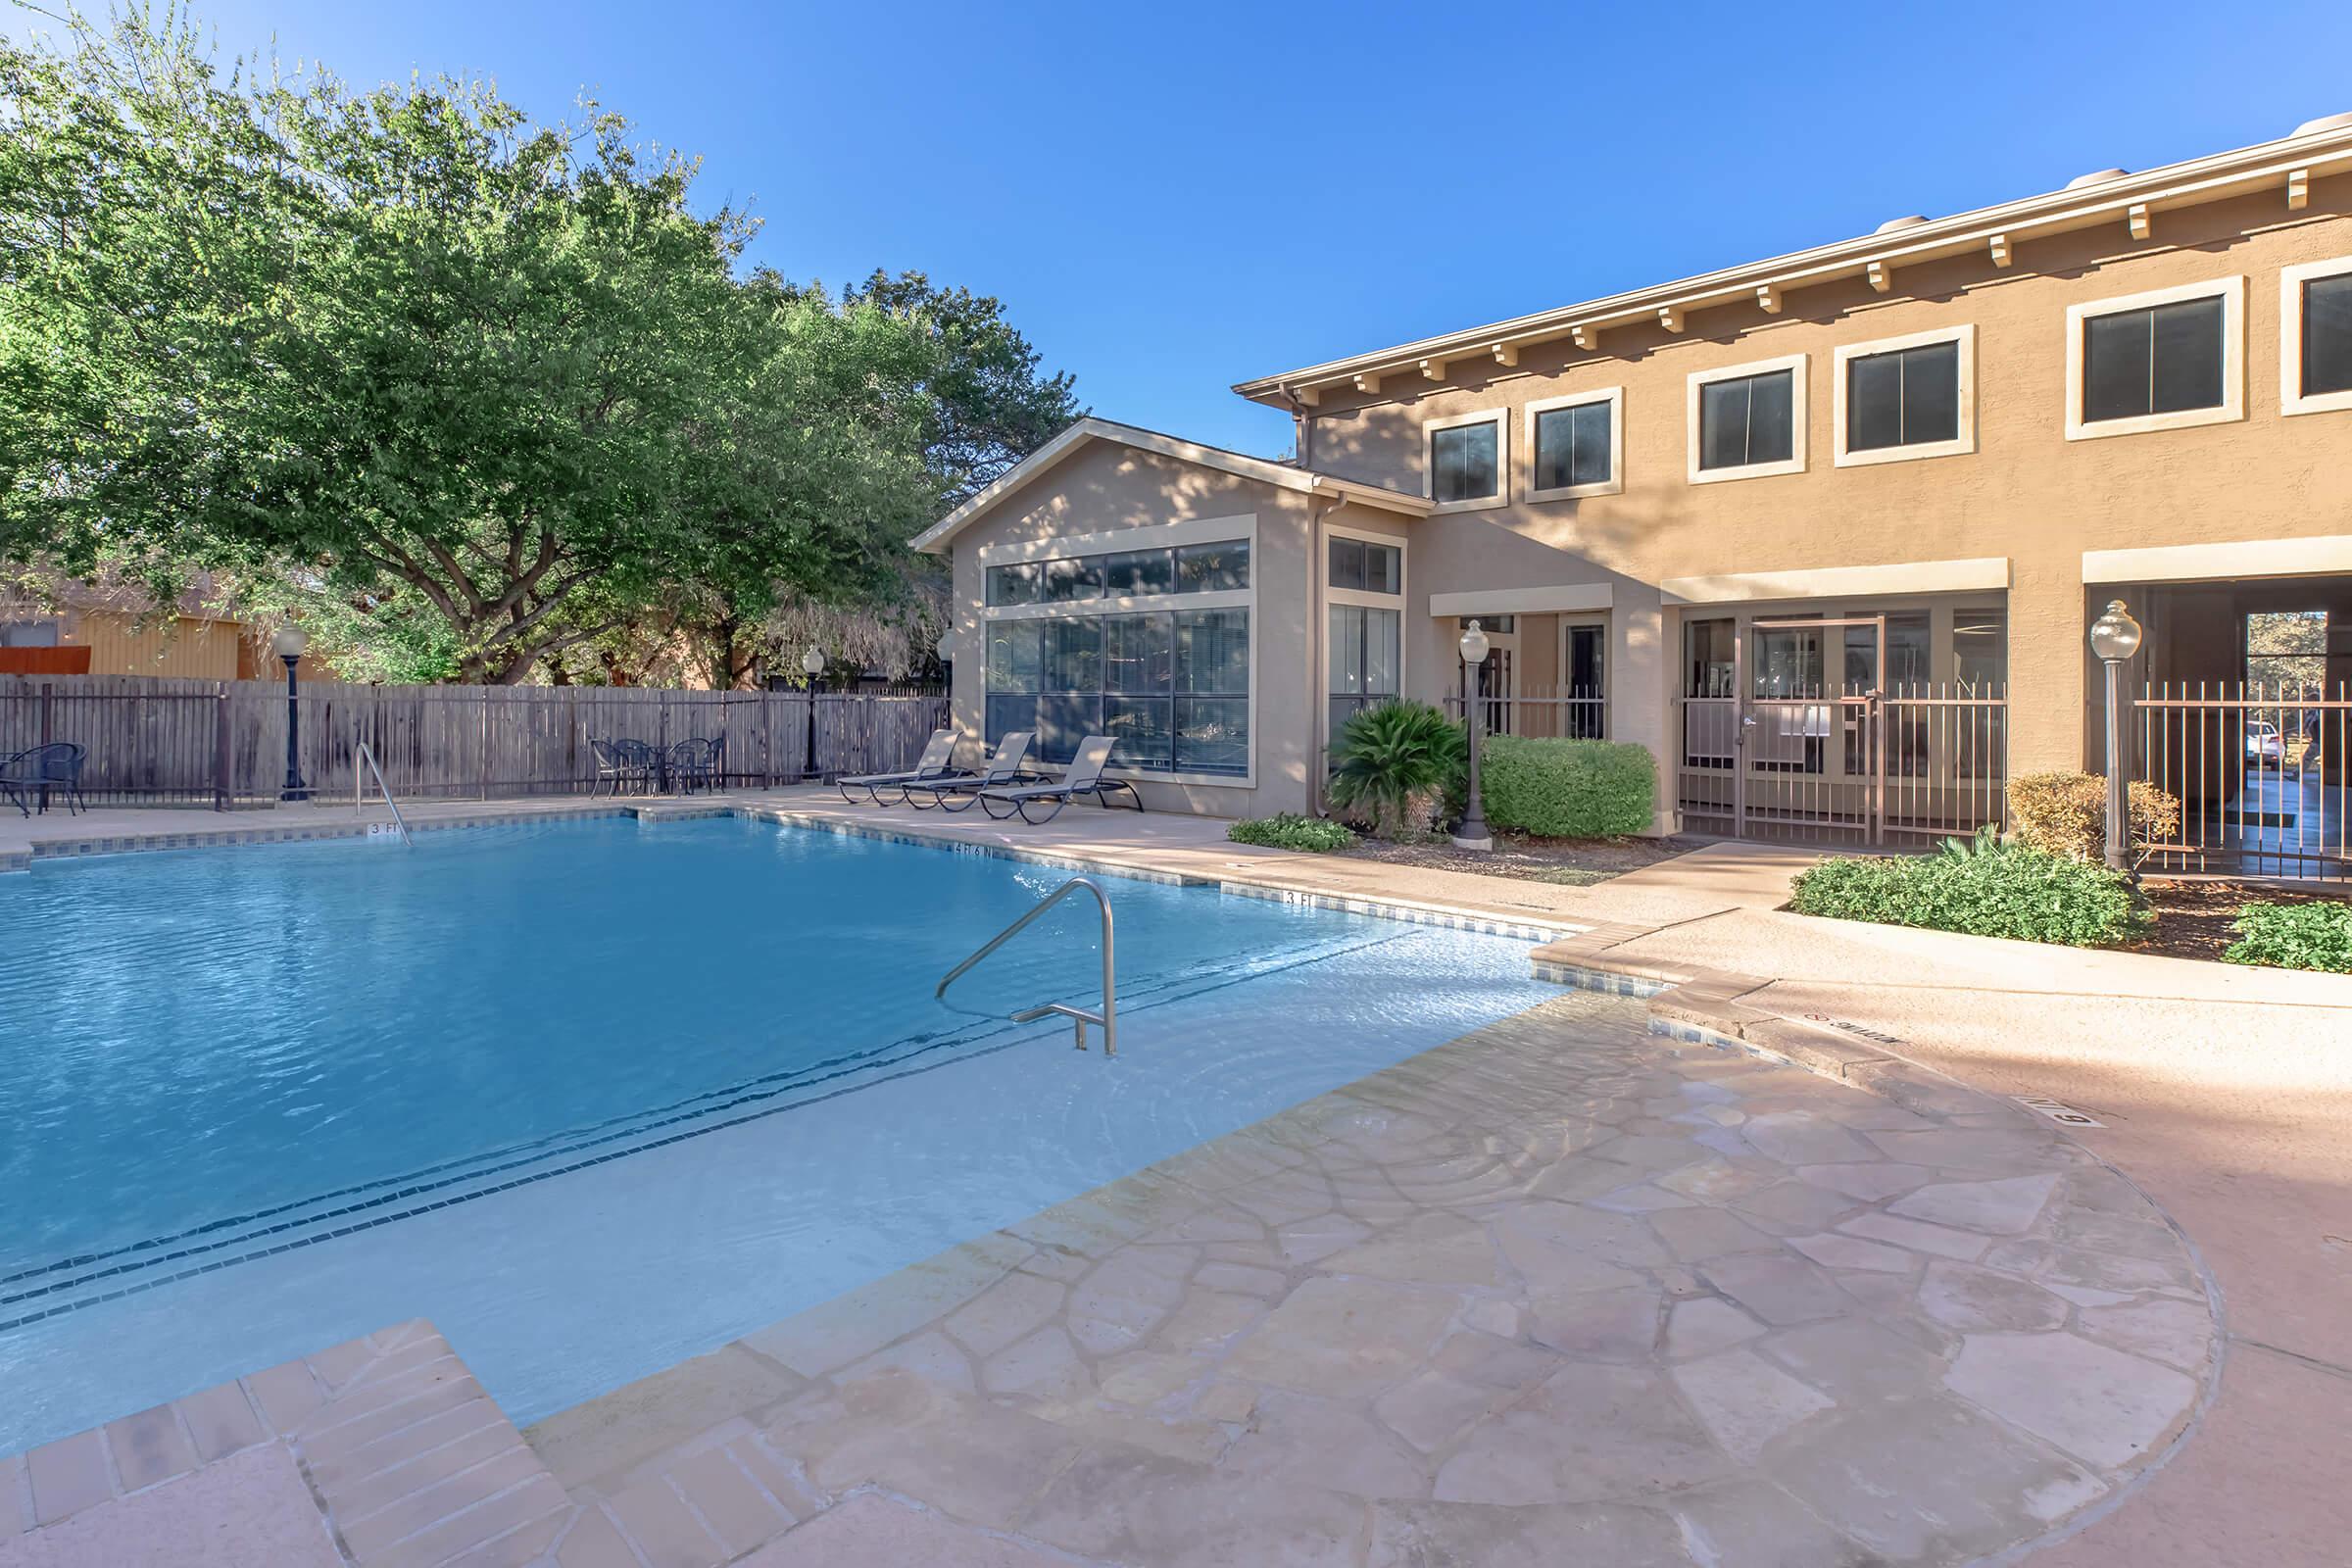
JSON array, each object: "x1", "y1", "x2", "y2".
[
  {"x1": 667, "y1": 737, "x2": 721, "y2": 794},
  {"x1": 0, "y1": 742, "x2": 86, "y2": 817}
]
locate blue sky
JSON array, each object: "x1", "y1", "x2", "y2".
[{"x1": 14, "y1": 0, "x2": 2350, "y2": 456}]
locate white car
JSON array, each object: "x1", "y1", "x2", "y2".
[{"x1": 2244, "y1": 721, "x2": 2285, "y2": 767}]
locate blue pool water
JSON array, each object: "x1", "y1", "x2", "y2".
[{"x1": 0, "y1": 816, "x2": 1557, "y2": 1452}]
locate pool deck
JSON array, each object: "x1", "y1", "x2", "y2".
[{"x1": 4, "y1": 788, "x2": 2348, "y2": 1564}]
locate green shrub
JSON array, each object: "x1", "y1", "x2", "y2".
[
  {"x1": 2007, "y1": 772, "x2": 2181, "y2": 865},
  {"x1": 1226, "y1": 813, "x2": 1354, "y2": 853},
  {"x1": 1788, "y1": 838, "x2": 2147, "y2": 948},
  {"x1": 1477, "y1": 735, "x2": 1655, "y2": 838},
  {"x1": 1327, "y1": 702, "x2": 1465, "y2": 840},
  {"x1": 2224, "y1": 902, "x2": 2352, "y2": 973}
]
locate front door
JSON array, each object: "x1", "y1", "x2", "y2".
[{"x1": 1738, "y1": 615, "x2": 1886, "y2": 844}]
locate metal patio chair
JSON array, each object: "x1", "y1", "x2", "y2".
[
  {"x1": 667, "y1": 737, "x2": 721, "y2": 794},
  {"x1": 0, "y1": 742, "x2": 87, "y2": 817},
  {"x1": 590, "y1": 738, "x2": 657, "y2": 797}
]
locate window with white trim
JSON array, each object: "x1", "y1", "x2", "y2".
[
  {"x1": 2084, "y1": 299, "x2": 2223, "y2": 421},
  {"x1": 1689, "y1": 356, "x2": 1806, "y2": 482},
  {"x1": 1834, "y1": 326, "x2": 1974, "y2": 467},
  {"x1": 2283, "y1": 257, "x2": 2352, "y2": 416},
  {"x1": 984, "y1": 531, "x2": 1251, "y2": 777},
  {"x1": 1424, "y1": 410, "x2": 1504, "y2": 507},
  {"x1": 1525, "y1": 387, "x2": 1622, "y2": 500},
  {"x1": 986, "y1": 609, "x2": 1249, "y2": 776},
  {"x1": 1848, "y1": 344, "x2": 1956, "y2": 450},
  {"x1": 1702, "y1": 371, "x2": 1794, "y2": 468},
  {"x1": 1326, "y1": 534, "x2": 1403, "y2": 744},
  {"x1": 987, "y1": 540, "x2": 1248, "y2": 607},
  {"x1": 2065, "y1": 277, "x2": 2242, "y2": 440}
]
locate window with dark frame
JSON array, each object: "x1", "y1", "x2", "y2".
[
  {"x1": 1533, "y1": 399, "x2": 1612, "y2": 491},
  {"x1": 1846, "y1": 341, "x2": 1960, "y2": 452},
  {"x1": 987, "y1": 540, "x2": 1250, "y2": 607},
  {"x1": 2304, "y1": 273, "x2": 2352, "y2": 399},
  {"x1": 986, "y1": 610, "x2": 1250, "y2": 775},
  {"x1": 1327, "y1": 537, "x2": 1401, "y2": 595},
  {"x1": 1698, "y1": 370, "x2": 1795, "y2": 470},
  {"x1": 1430, "y1": 420, "x2": 1499, "y2": 503},
  {"x1": 2082, "y1": 295, "x2": 2225, "y2": 422},
  {"x1": 1565, "y1": 622, "x2": 1605, "y2": 739},
  {"x1": 1327, "y1": 605, "x2": 1401, "y2": 752}
]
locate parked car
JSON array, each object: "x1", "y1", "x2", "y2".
[{"x1": 2245, "y1": 721, "x2": 2285, "y2": 767}]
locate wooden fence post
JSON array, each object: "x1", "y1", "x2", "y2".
[{"x1": 479, "y1": 688, "x2": 491, "y2": 801}]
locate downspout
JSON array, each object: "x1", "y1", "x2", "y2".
[{"x1": 1307, "y1": 482, "x2": 1344, "y2": 818}]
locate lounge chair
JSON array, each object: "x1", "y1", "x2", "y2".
[
  {"x1": 837, "y1": 728, "x2": 957, "y2": 805},
  {"x1": 979, "y1": 735, "x2": 1143, "y2": 824},
  {"x1": 0, "y1": 742, "x2": 86, "y2": 817},
  {"x1": 902, "y1": 731, "x2": 1034, "y2": 812}
]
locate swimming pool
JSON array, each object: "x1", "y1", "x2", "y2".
[{"x1": 0, "y1": 815, "x2": 1558, "y2": 1453}]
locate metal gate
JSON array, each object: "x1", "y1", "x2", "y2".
[
  {"x1": 2133, "y1": 682, "x2": 2350, "y2": 881},
  {"x1": 1677, "y1": 615, "x2": 2007, "y2": 848}
]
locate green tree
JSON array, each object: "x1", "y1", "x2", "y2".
[
  {"x1": 0, "y1": 6, "x2": 949, "y2": 684},
  {"x1": 835, "y1": 270, "x2": 1084, "y2": 504}
]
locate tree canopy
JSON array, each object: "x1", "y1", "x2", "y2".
[{"x1": 0, "y1": 5, "x2": 1078, "y2": 685}]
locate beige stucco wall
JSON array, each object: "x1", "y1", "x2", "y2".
[
  {"x1": 1297, "y1": 174, "x2": 2352, "y2": 782},
  {"x1": 947, "y1": 441, "x2": 1323, "y2": 818}
]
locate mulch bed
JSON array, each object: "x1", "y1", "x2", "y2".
[
  {"x1": 1339, "y1": 831, "x2": 1703, "y2": 886},
  {"x1": 2129, "y1": 878, "x2": 2351, "y2": 962}
]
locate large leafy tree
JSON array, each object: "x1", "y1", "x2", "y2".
[
  {"x1": 0, "y1": 6, "x2": 950, "y2": 684},
  {"x1": 835, "y1": 270, "x2": 1083, "y2": 505}
]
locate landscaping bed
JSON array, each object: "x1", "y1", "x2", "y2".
[
  {"x1": 2130, "y1": 879, "x2": 2352, "y2": 964},
  {"x1": 1339, "y1": 830, "x2": 1698, "y2": 886}
]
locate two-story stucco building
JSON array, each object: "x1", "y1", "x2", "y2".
[{"x1": 919, "y1": 113, "x2": 2352, "y2": 875}]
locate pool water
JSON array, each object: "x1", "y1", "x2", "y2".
[{"x1": 0, "y1": 816, "x2": 1557, "y2": 1453}]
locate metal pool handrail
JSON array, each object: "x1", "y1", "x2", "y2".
[
  {"x1": 935, "y1": 876, "x2": 1116, "y2": 1056},
  {"x1": 353, "y1": 742, "x2": 414, "y2": 848}
]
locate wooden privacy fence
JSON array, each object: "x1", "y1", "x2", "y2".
[{"x1": 0, "y1": 676, "x2": 950, "y2": 808}]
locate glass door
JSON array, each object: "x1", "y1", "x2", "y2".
[{"x1": 1742, "y1": 616, "x2": 1885, "y2": 843}]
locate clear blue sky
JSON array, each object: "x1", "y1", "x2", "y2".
[{"x1": 14, "y1": 0, "x2": 2351, "y2": 457}]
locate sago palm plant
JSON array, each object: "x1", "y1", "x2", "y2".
[{"x1": 1326, "y1": 701, "x2": 1466, "y2": 840}]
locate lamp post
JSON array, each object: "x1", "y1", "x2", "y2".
[
  {"x1": 1453, "y1": 619, "x2": 1494, "y2": 851},
  {"x1": 801, "y1": 644, "x2": 826, "y2": 783},
  {"x1": 273, "y1": 625, "x2": 309, "y2": 801},
  {"x1": 2088, "y1": 599, "x2": 2143, "y2": 872}
]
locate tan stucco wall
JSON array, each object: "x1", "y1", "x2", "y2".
[
  {"x1": 947, "y1": 441, "x2": 1321, "y2": 818},
  {"x1": 1298, "y1": 175, "x2": 2352, "y2": 781}
]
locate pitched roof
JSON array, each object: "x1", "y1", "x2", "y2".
[{"x1": 910, "y1": 417, "x2": 1432, "y2": 555}]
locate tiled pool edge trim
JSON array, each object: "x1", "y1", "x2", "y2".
[
  {"x1": 1, "y1": 801, "x2": 644, "y2": 866},
  {"x1": 1533, "y1": 926, "x2": 2235, "y2": 1567},
  {"x1": 3, "y1": 797, "x2": 1592, "y2": 951},
  {"x1": 748, "y1": 806, "x2": 1584, "y2": 941}
]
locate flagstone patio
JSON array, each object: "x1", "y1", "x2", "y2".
[{"x1": 514, "y1": 990, "x2": 2217, "y2": 1568}]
